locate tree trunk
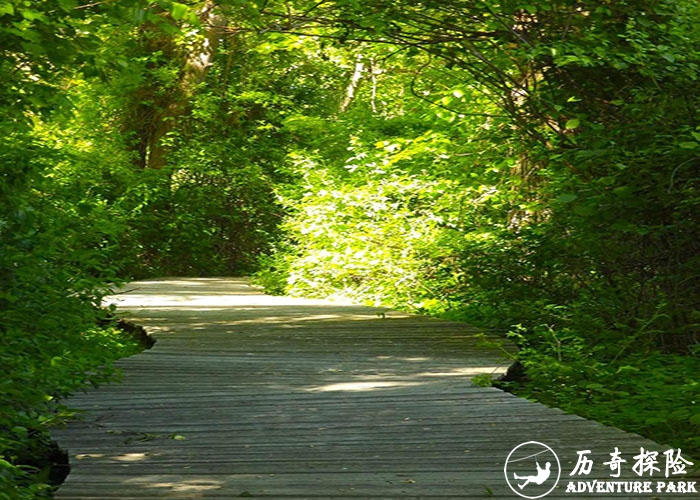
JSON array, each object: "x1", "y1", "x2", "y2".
[
  {"x1": 339, "y1": 54, "x2": 365, "y2": 113},
  {"x1": 126, "y1": 1, "x2": 225, "y2": 169}
]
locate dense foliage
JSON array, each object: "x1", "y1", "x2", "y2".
[
  {"x1": 1, "y1": 0, "x2": 699, "y2": 496},
  {"x1": 255, "y1": 0, "x2": 700, "y2": 458},
  {"x1": 0, "y1": 2, "x2": 152, "y2": 497}
]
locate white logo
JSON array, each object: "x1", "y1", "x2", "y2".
[{"x1": 505, "y1": 441, "x2": 561, "y2": 499}]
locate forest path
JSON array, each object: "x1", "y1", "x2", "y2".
[{"x1": 53, "y1": 278, "x2": 682, "y2": 499}]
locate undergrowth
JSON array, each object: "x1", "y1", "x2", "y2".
[
  {"x1": 0, "y1": 314, "x2": 146, "y2": 499},
  {"x1": 497, "y1": 327, "x2": 700, "y2": 461}
]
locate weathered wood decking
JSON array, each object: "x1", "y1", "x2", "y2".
[{"x1": 52, "y1": 278, "x2": 695, "y2": 499}]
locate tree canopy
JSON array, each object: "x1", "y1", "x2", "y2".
[{"x1": 1, "y1": 0, "x2": 699, "y2": 496}]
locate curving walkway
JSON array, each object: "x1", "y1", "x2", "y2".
[{"x1": 52, "y1": 278, "x2": 694, "y2": 499}]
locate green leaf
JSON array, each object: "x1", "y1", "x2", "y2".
[
  {"x1": 661, "y1": 53, "x2": 676, "y2": 63},
  {"x1": 598, "y1": 176, "x2": 616, "y2": 186},
  {"x1": 58, "y1": 0, "x2": 78, "y2": 11},
  {"x1": 556, "y1": 193, "x2": 578, "y2": 204},
  {"x1": 573, "y1": 204, "x2": 596, "y2": 216},
  {"x1": 34, "y1": 466, "x2": 52, "y2": 483},
  {"x1": 77, "y1": 202, "x2": 92, "y2": 217},
  {"x1": 613, "y1": 186, "x2": 633, "y2": 198},
  {"x1": 645, "y1": 417, "x2": 668, "y2": 425},
  {"x1": 689, "y1": 414, "x2": 700, "y2": 425},
  {"x1": 20, "y1": 8, "x2": 44, "y2": 21},
  {"x1": 170, "y1": 2, "x2": 189, "y2": 21},
  {"x1": 133, "y1": 7, "x2": 147, "y2": 23},
  {"x1": 616, "y1": 365, "x2": 640, "y2": 374},
  {"x1": 565, "y1": 119, "x2": 580, "y2": 130},
  {"x1": 679, "y1": 141, "x2": 698, "y2": 149},
  {"x1": 0, "y1": 3, "x2": 15, "y2": 16},
  {"x1": 11, "y1": 426, "x2": 28, "y2": 437}
]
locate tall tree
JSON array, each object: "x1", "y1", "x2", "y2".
[{"x1": 121, "y1": 1, "x2": 226, "y2": 169}]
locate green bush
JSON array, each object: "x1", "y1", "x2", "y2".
[
  {"x1": 0, "y1": 134, "x2": 143, "y2": 498},
  {"x1": 502, "y1": 326, "x2": 700, "y2": 459}
]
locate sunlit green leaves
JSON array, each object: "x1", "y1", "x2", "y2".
[
  {"x1": 564, "y1": 119, "x2": 580, "y2": 130},
  {"x1": 170, "y1": 2, "x2": 190, "y2": 21},
  {"x1": 0, "y1": 2, "x2": 14, "y2": 16}
]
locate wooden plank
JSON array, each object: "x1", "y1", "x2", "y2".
[{"x1": 52, "y1": 278, "x2": 697, "y2": 499}]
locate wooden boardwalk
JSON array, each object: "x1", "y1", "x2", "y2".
[{"x1": 52, "y1": 278, "x2": 695, "y2": 499}]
